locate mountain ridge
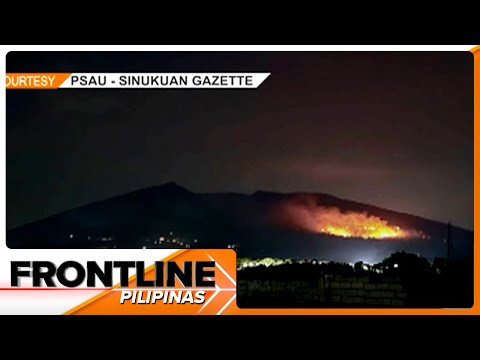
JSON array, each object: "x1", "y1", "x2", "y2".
[
  {"x1": 9, "y1": 182, "x2": 464, "y2": 231},
  {"x1": 7, "y1": 182, "x2": 473, "y2": 263}
]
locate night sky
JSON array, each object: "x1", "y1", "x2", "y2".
[{"x1": 6, "y1": 52, "x2": 473, "y2": 230}]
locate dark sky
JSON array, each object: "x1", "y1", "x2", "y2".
[{"x1": 6, "y1": 51, "x2": 473, "y2": 230}]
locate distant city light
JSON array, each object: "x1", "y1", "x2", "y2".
[
  {"x1": 160, "y1": 237, "x2": 164, "y2": 241},
  {"x1": 69, "y1": 234, "x2": 73, "y2": 239},
  {"x1": 237, "y1": 257, "x2": 294, "y2": 270},
  {"x1": 394, "y1": 263, "x2": 399, "y2": 268},
  {"x1": 142, "y1": 246, "x2": 146, "y2": 249}
]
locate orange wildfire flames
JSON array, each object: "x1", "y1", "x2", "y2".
[
  {"x1": 278, "y1": 197, "x2": 425, "y2": 240},
  {"x1": 314, "y1": 207, "x2": 406, "y2": 239}
]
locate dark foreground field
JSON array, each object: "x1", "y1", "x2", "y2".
[{"x1": 236, "y1": 252, "x2": 473, "y2": 308}]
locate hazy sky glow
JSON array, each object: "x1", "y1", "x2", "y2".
[{"x1": 6, "y1": 51, "x2": 473, "y2": 230}]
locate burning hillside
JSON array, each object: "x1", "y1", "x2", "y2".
[
  {"x1": 276, "y1": 195, "x2": 426, "y2": 240},
  {"x1": 11, "y1": 183, "x2": 471, "y2": 264}
]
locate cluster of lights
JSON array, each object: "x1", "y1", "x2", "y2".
[
  {"x1": 66, "y1": 230, "x2": 210, "y2": 251},
  {"x1": 237, "y1": 257, "x2": 401, "y2": 273},
  {"x1": 237, "y1": 257, "x2": 290, "y2": 270},
  {"x1": 237, "y1": 258, "x2": 333, "y2": 270},
  {"x1": 143, "y1": 231, "x2": 198, "y2": 249}
]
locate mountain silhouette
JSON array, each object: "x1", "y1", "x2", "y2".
[{"x1": 7, "y1": 182, "x2": 473, "y2": 263}]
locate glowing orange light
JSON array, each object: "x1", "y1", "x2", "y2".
[
  {"x1": 313, "y1": 208, "x2": 410, "y2": 239},
  {"x1": 278, "y1": 199, "x2": 425, "y2": 240}
]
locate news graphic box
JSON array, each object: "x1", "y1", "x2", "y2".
[
  {"x1": 5, "y1": 73, "x2": 270, "y2": 89},
  {"x1": 66, "y1": 249, "x2": 237, "y2": 315},
  {"x1": 5, "y1": 249, "x2": 237, "y2": 315},
  {"x1": 3, "y1": 48, "x2": 477, "y2": 314}
]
